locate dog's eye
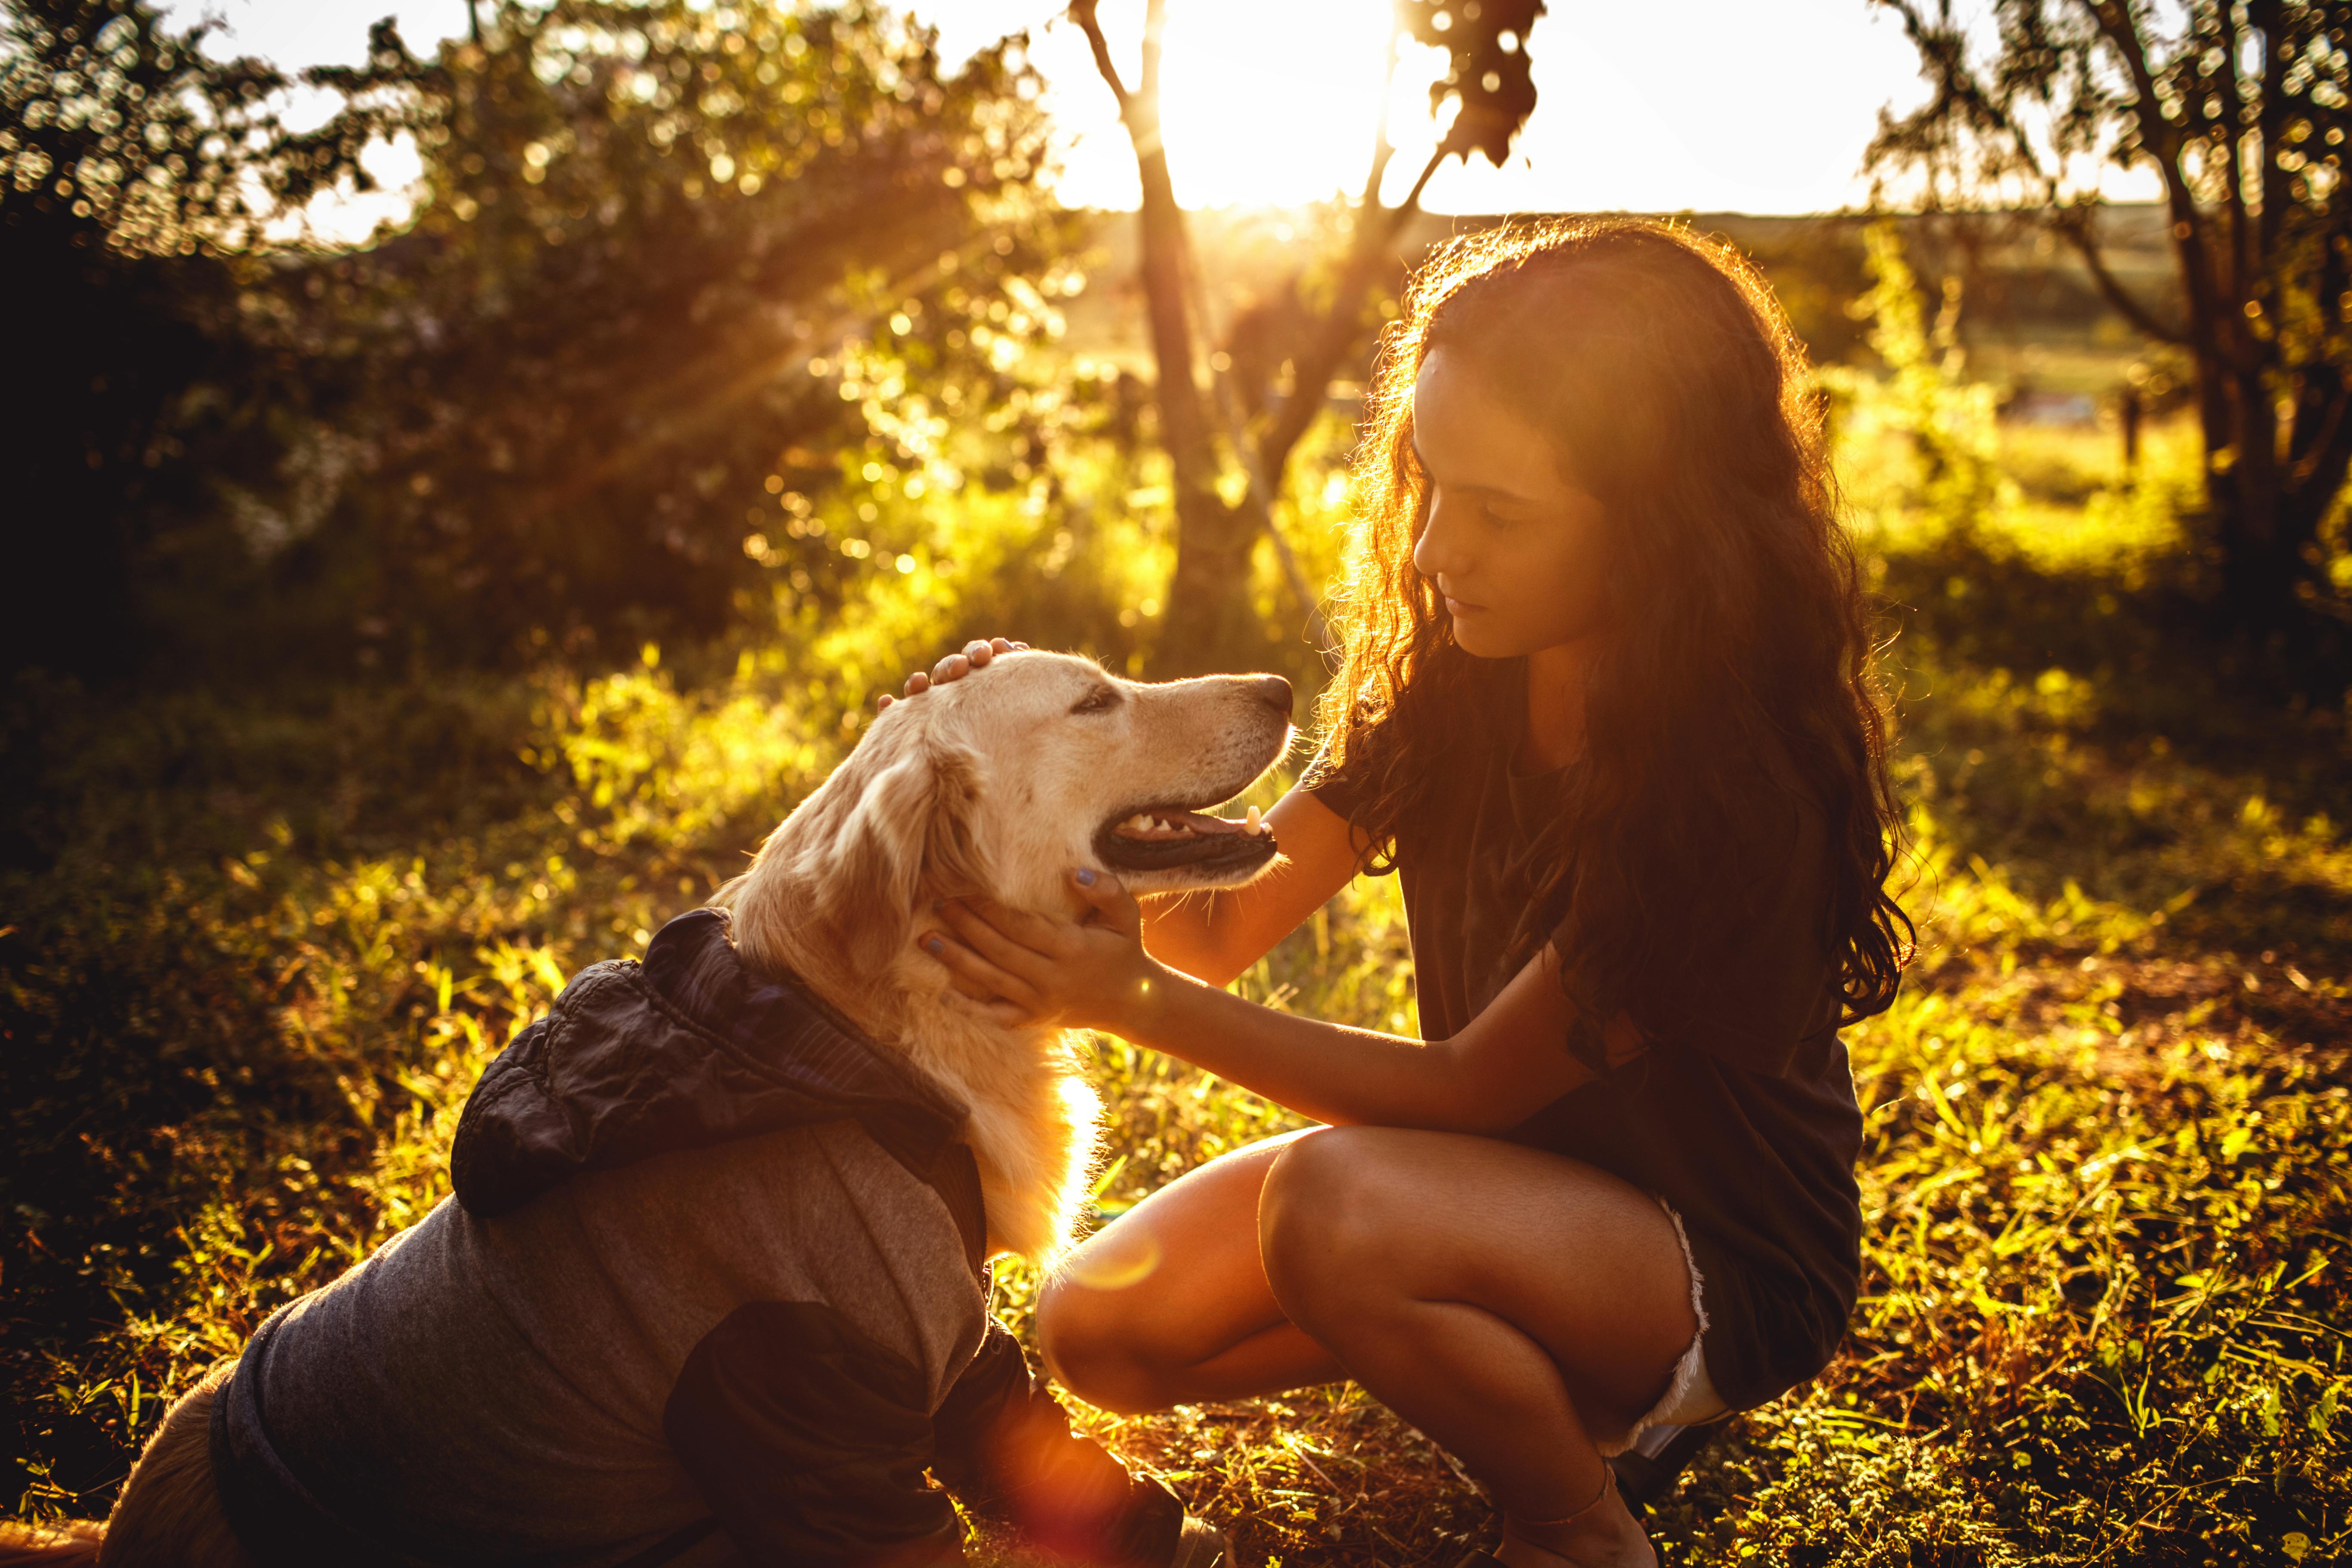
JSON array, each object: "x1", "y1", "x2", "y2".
[{"x1": 1069, "y1": 686, "x2": 1122, "y2": 716}]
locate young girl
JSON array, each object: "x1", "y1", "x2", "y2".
[{"x1": 908, "y1": 218, "x2": 1912, "y2": 1568}]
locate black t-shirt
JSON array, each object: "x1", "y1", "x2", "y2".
[{"x1": 1307, "y1": 661, "x2": 1863, "y2": 1410}]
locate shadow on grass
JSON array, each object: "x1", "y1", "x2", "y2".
[{"x1": 1880, "y1": 530, "x2": 2352, "y2": 973}]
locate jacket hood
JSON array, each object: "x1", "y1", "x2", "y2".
[{"x1": 450, "y1": 909, "x2": 971, "y2": 1219}]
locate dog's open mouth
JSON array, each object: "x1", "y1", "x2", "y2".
[{"x1": 1092, "y1": 803, "x2": 1279, "y2": 874}]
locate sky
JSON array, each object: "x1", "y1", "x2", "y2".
[{"x1": 155, "y1": 0, "x2": 2144, "y2": 236}]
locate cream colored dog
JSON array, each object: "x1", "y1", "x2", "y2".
[
  {"x1": 720, "y1": 649, "x2": 1295, "y2": 1260},
  {"x1": 0, "y1": 651, "x2": 1292, "y2": 1568}
]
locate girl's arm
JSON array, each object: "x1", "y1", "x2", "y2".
[
  {"x1": 927, "y1": 874, "x2": 1626, "y2": 1133},
  {"x1": 1134, "y1": 787, "x2": 1366, "y2": 987}
]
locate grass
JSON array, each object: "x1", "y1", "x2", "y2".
[{"x1": 6, "y1": 376, "x2": 2350, "y2": 1563}]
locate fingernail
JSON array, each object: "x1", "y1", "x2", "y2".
[
  {"x1": 924, "y1": 936, "x2": 945, "y2": 954},
  {"x1": 1076, "y1": 868, "x2": 1096, "y2": 886}
]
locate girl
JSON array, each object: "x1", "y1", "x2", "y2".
[{"x1": 906, "y1": 218, "x2": 1912, "y2": 1568}]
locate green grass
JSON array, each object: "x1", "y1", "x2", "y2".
[{"x1": 6, "y1": 386, "x2": 2350, "y2": 1565}]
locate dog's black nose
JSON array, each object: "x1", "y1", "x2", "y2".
[{"x1": 1250, "y1": 674, "x2": 1293, "y2": 717}]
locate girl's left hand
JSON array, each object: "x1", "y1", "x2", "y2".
[{"x1": 919, "y1": 870, "x2": 1163, "y2": 1033}]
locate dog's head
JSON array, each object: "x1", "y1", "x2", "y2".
[{"x1": 729, "y1": 651, "x2": 1295, "y2": 986}]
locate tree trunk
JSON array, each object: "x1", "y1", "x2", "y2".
[
  {"x1": 1074, "y1": 0, "x2": 1266, "y2": 676},
  {"x1": 1136, "y1": 146, "x2": 1262, "y2": 674},
  {"x1": 1070, "y1": 0, "x2": 1470, "y2": 676}
]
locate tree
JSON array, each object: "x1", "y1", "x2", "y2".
[
  {"x1": 0, "y1": 0, "x2": 429, "y2": 675},
  {"x1": 0, "y1": 0, "x2": 1064, "y2": 675},
  {"x1": 1070, "y1": 0, "x2": 1542, "y2": 674},
  {"x1": 315, "y1": 0, "x2": 1064, "y2": 665},
  {"x1": 1868, "y1": 0, "x2": 2352, "y2": 644}
]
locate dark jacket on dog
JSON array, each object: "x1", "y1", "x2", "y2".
[{"x1": 208, "y1": 910, "x2": 1179, "y2": 1568}]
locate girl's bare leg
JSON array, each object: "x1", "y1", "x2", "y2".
[
  {"x1": 1259, "y1": 1127, "x2": 1691, "y2": 1566},
  {"x1": 1038, "y1": 1127, "x2": 1697, "y2": 1567},
  {"x1": 1039, "y1": 1128, "x2": 1342, "y2": 1411}
]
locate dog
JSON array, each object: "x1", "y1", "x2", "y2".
[
  {"x1": 720, "y1": 651, "x2": 1297, "y2": 1259},
  {"x1": 3, "y1": 650, "x2": 1295, "y2": 1568}
]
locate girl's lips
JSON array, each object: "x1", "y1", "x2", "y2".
[{"x1": 1443, "y1": 594, "x2": 1484, "y2": 616}]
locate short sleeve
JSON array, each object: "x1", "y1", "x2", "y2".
[{"x1": 1298, "y1": 741, "x2": 1368, "y2": 826}]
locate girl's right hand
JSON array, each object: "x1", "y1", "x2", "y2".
[
  {"x1": 875, "y1": 637, "x2": 1028, "y2": 710},
  {"x1": 922, "y1": 869, "x2": 1163, "y2": 1034}
]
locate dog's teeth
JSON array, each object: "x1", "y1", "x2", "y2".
[
  {"x1": 1124, "y1": 814, "x2": 1152, "y2": 833},
  {"x1": 1246, "y1": 805, "x2": 1263, "y2": 834}
]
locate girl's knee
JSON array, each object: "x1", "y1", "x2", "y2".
[
  {"x1": 1259, "y1": 1128, "x2": 1403, "y2": 1314},
  {"x1": 1035, "y1": 1272, "x2": 1168, "y2": 1416}
]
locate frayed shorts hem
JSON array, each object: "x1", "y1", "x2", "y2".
[{"x1": 1598, "y1": 1196, "x2": 1730, "y2": 1457}]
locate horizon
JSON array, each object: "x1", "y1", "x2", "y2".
[{"x1": 159, "y1": 0, "x2": 2168, "y2": 246}]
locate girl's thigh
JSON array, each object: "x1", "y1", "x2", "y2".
[
  {"x1": 1259, "y1": 1126, "x2": 1698, "y2": 1439},
  {"x1": 1037, "y1": 1127, "x2": 1343, "y2": 1411}
]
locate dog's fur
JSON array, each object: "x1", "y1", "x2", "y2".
[
  {"x1": 3, "y1": 650, "x2": 1290, "y2": 1563},
  {"x1": 720, "y1": 651, "x2": 1292, "y2": 1259}
]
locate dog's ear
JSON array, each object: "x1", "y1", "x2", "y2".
[{"x1": 810, "y1": 733, "x2": 990, "y2": 974}]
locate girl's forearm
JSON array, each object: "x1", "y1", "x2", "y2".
[
  {"x1": 1136, "y1": 895, "x2": 1239, "y2": 987},
  {"x1": 1115, "y1": 963, "x2": 1486, "y2": 1131}
]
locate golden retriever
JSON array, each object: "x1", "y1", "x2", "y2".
[
  {"x1": 4, "y1": 649, "x2": 1293, "y2": 1566},
  {"x1": 720, "y1": 649, "x2": 1295, "y2": 1259}
]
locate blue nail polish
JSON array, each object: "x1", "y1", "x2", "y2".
[
  {"x1": 925, "y1": 936, "x2": 944, "y2": 954},
  {"x1": 1076, "y1": 868, "x2": 1096, "y2": 886}
]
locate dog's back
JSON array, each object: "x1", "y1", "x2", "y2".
[
  {"x1": 232, "y1": 1117, "x2": 985, "y2": 1560},
  {"x1": 12, "y1": 1114, "x2": 984, "y2": 1565}
]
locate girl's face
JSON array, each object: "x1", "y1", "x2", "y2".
[{"x1": 1408, "y1": 346, "x2": 1613, "y2": 661}]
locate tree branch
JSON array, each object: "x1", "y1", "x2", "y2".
[
  {"x1": 1877, "y1": 4, "x2": 2184, "y2": 347},
  {"x1": 2084, "y1": 0, "x2": 2239, "y2": 369},
  {"x1": 2249, "y1": 0, "x2": 2291, "y2": 270},
  {"x1": 1139, "y1": 0, "x2": 1167, "y2": 111},
  {"x1": 2052, "y1": 204, "x2": 2190, "y2": 343},
  {"x1": 2215, "y1": 1, "x2": 2253, "y2": 305},
  {"x1": 1067, "y1": 0, "x2": 1130, "y2": 116},
  {"x1": 1249, "y1": 145, "x2": 1447, "y2": 488}
]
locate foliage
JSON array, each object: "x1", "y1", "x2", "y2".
[
  {"x1": 1398, "y1": 0, "x2": 1546, "y2": 168},
  {"x1": 0, "y1": 0, "x2": 432, "y2": 675},
  {"x1": 6, "y1": 74, "x2": 2352, "y2": 1568},
  {"x1": 0, "y1": 0, "x2": 425, "y2": 256},
  {"x1": 1869, "y1": 0, "x2": 2352, "y2": 651},
  {"x1": 1822, "y1": 225, "x2": 2012, "y2": 541},
  {"x1": 7, "y1": 384, "x2": 2351, "y2": 1559},
  {"x1": 0, "y1": 0, "x2": 1069, "y2": 679},
  {"x1": 300, "y1": 0, "x2": 1073, "y2": 666}
]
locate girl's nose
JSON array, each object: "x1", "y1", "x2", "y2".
[{"x1": 1412, "y1": 494, "x2": 1465, "y2": 582}]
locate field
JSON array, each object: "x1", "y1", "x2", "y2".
[{"x1": 6, "y1": 325, "x2": 2350, "y2": 1566}]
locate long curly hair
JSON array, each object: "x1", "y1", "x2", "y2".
[{"x1": 1315, "y1": 217, "x2": 1912, "y2": 1059}]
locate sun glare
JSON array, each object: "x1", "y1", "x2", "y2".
[{"x1": 1024, "y1": 0, "x2": 1421, "y2": 211}]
